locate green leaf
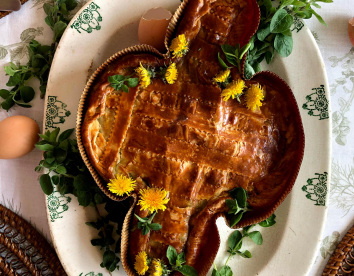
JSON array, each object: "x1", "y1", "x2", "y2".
[
  {"x1": 35, "y1": 142, "x2": 55, "y2": 151},
  {"x1": 49, "y1": 127, "x2": 60, "y2": 142},
  {"x1": 228, "y1": 230, "x2": 243, "y2": 251},
  {"x1": 6, "y1": 73, "x2": 21, "y2": 87},
  {"x1": 274, "y1": 33, "x2": 293, "y2": 57},
  {"x1": 51, "y1": 175, "x2": 60, "y2": 185},
  {"x1": 310, "y1": 8, "x2": 327, "y2": 26},
  {"x1": 237, "y1": 250, "x2": 252, "y2": 258},
  {"x1": 248, "y1": 231, "x2": 263, "y2": 245},
  {"x1": 43, "y1": 3, "x2": 54, "y2": 15},
  {"x1": 77, "y1": 190, "x2": 91, "y2": 206},
  {"x1": 1, "y1": 96, "x2": 14, "y2": 111},
  {"x1": 54, "y1": 148, "x2": 67, "y2": 163},
  {"x1": 73, "y1": 174, "x2": 90, "y2": 191},
  {"x1": 121, "y1": 84, "x2": 129, "y2": 93},
  {"x1": 259, "y1": 213, "x2": 277, "y2": 227},
  {"x1": 176, "y1": 265, "x2": 198, "y2": 276},
  {"x1": 0, "y1": 89, "x2": 10, "y2": 99},
  {"x1": 176, "y1": 252, "x2": 186, "y2": 267},
  {"x1": 149, "y1": 223, "x2": 162, "y2": 231},
  {"x1": 279, "y1": 0, "x2": 294, "y2": 8},
  {"x1": 20, "y1": 86, "x2": 35, "y2": 103},
  {"x1": 217, "y1": 52, "x2": 229, "y2": 70},
  {"x1": 230, "y1": 212, "x2": 243, "y2": 227},
  {"x1": 53, "y1": 21, "x2": 67, "y2": 41},
  {"x1": 56, "y1": 165, "x2": 67, "y2": 174},
  {"x1": 257, "y1": 25, "x2": 271, "y2": 41},
  {"x1": 102, "y1": 250, "x2": 116, "y2": 267},
  {"x1": 166, "y1": 245, "x2": 178, "y2": 266},
  {"x1": 270, "y1": 9, "x2": 294, "y2": 33},
  {"x1": 135, "y1": 214, "x2": 149, "y2": 223},
  {"x1": 292, "y1": 0, "x2": 306, "y2": 7},
  {"x1": 234, "y1": 188, "x2": 247, "y2": 208},
  {"x1": 219, "y1": 265, "x2": 233, "y2": 276},
  {"x1": 40, "y1": 174, "x2": 53, "y2": 195},
  {"x1": 4, "y1": 63, "x2": 17, "y2": 76},
  {"x1": 244, "y1": 61, "x2": 255, "y2": 79},
  {"x1": 58, "y1": 128, "x2": 74, "y2": 142},
  {"x1": 212, "y1": 268, "x2": 220, "y2": 276},
  {"x1": 127, "y1": 78, "x2": 139, "y2": 87},
  {"x1": 221, "y1": 44, "x2": 236, "y2": 56},
  {"x1": 94, "y1": 193, "x2": 105, "y2": 204}
]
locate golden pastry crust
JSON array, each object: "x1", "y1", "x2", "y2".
[{"x1": 79, "y1": 0, "x2": 305, "y2": 275}]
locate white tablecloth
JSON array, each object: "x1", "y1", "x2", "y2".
[{"x1": 0, "y1": 0, "x2": 353, "y2": 275}]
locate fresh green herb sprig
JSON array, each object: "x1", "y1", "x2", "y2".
[
  {"x1": 225, "y1": 187, "x2": 249, "y2": 227},
  {"x1": 135, "y1": 212, "x2": 162, "y2": 235},
  {"x1": 1, "y1": 0, "x2": 78, "y2": 111},
  {"x1": 166, "y1": 245, "x2": 198, "y2": 276},
  {"x1": 218, "y1": 43, "x2": 251, "y2": 73},
  {"x1": 35, "y1": 128, "x2": 129, "y2": 272},
  {"x1": 108, "y1": 74, "x2": 139, "y2": 93},
  {"x1": 43, "y1": 0, "x2": 78, "y2": 43},
  {"x1": 212, "y1": 214, "x2": 277, "y2": 276},
  {"x1": 244, "y1": 0, "x2": 333, "y2": 78}
]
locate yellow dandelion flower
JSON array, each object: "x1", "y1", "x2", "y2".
[
  {"x1": 107, "y1": 174, "x2": 136, "y2": 197},
  {"x1": 150, "y1": 259, "x2": 163, "y2": 276},
  {"x1": 165, "y1": 63, "x2": 178, "y2": 84},
  {"x1": 245, "y1": 83, "x2": 264, "y2": 111},
  {"x1": 213, "y1": 68, "x2": 230, "y2": 84},
  {"x1": 170, "y1": 34, "x2": 189, "y2": 58},
  {"x1": 134, "y1": 251, "x2": 149, "y2": 275},
  {"x1": 135, "y1": 63, "x2": 151, "y2": 88},
  {"x1": 221, "y1": 79, "x2": 246, "y2": 101},
  {"x1": 138, "y1": 187, "x2": 169, "y2": 213}
]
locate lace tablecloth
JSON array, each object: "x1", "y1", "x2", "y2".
[{"x1": 0, "y1": 0, "x2": 353, "y2": 275}]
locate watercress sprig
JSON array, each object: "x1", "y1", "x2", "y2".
[
  {"x1": 108, "y1": 74, "x2": 139, "y2": 93},
  {"x1": 35, "y1": 127, "x2": 129, "y2": 272},
  {"x1": 1, "y1": 0, "x2": 78, "y2": 111},
  {"x1": 166, "y1": 245, "x2": 198, "y2": 276},
  {"x1": 226, "y1": 187, "x2": 249, "y2": 227},
  {"x1": 244, "y1": 0, "x2": 333, "y2": 78},
  {"x1": 212, "y1": 214, "x2": 277, "y2": 276},
  {"x1": 135, "y1": 212, "x2": 162, "y2": 235}
]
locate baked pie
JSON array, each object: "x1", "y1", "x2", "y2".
[{"x1": 77, "y1": 0, "x2": 305, "y2": 275}]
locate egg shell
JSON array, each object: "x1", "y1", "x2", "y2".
[
  {"x1": 349, "y1": 17, "x2": 354, "y2": 46},
  {"x1": 0, "y1": 115, "x2": 40, "y2": 159},
  {"x1": 138, "y1": 7, "x2": 172, "y2": 52}
]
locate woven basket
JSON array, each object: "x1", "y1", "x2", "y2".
[
  {"x1": 0, "y1": 0, "x2": 28, "y2": 19},
  {"x1": 322, "y1": 224, "x2": 354, "y2": 276},
  {"x1": 0, "y1": 204, "x2": 66, "y2": 276}
]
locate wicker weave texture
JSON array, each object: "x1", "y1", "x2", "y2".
[
  {"x1": 323, "y1": 224, "x2": 354, "y2": 276},
  {"x1": 0, "y1": 204, "x2": 67, "y2": 276}
]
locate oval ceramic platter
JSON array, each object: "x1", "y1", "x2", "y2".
[{"x1": 44, "y1": 0, "x2": 331, "y2": 275}]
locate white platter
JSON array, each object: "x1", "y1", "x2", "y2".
[{"x1": 44, "y1": 0, "x2": 331, "y2": 275}]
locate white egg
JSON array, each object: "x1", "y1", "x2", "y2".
[{"x1": 0, "y1": 115, "x2": 40, "y2": 159}]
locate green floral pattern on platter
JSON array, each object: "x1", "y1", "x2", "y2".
[
  {"x1": 47, "y1": 191, "x2": 72, "y2": 222},
  {"x1": 302, "y1": 172, "x2": 328, "y2": 206},
  {"x1": 302, "y1": 85, "x2": 329, "y2": 120},
  {"x1": 291, "y1": 16, "x2": 304, "y2": 33},
  {"x1": 79, "y1": 273, "x2": 103, "y2": 276},
  {"x1": 329, "y1": 47, "x2": 354, "y2": 146},
  {"x1": 71, "y1": 2, "x2": 102, "y2": 34},
  {"x1": 320, "y1": 231, "x2": 341, "y2": 259},
  {"x1": 0, "y1": 27, "x2": 44, "y2": 63},
  {"x1": 45, "y1": 96, "x2": 71, "y2": 130}
]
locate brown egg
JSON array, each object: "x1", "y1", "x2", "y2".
[
  {"x1": 349, "y1": 17, "x2": 354, "y2": 46},
  {"x1": 0, "y1": 115, "x2": 40, "y2": 159},
  {"x1": 138, "y1": 7, "x2": 172, "y2": 52}
]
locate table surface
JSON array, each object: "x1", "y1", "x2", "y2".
[{"x1": 0, "y1": 0, "x2": 353, "y2": 275}]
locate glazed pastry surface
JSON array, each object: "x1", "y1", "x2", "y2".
[{"x1": 80, "y1": 0, "x2": 304, "y2": 274}]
